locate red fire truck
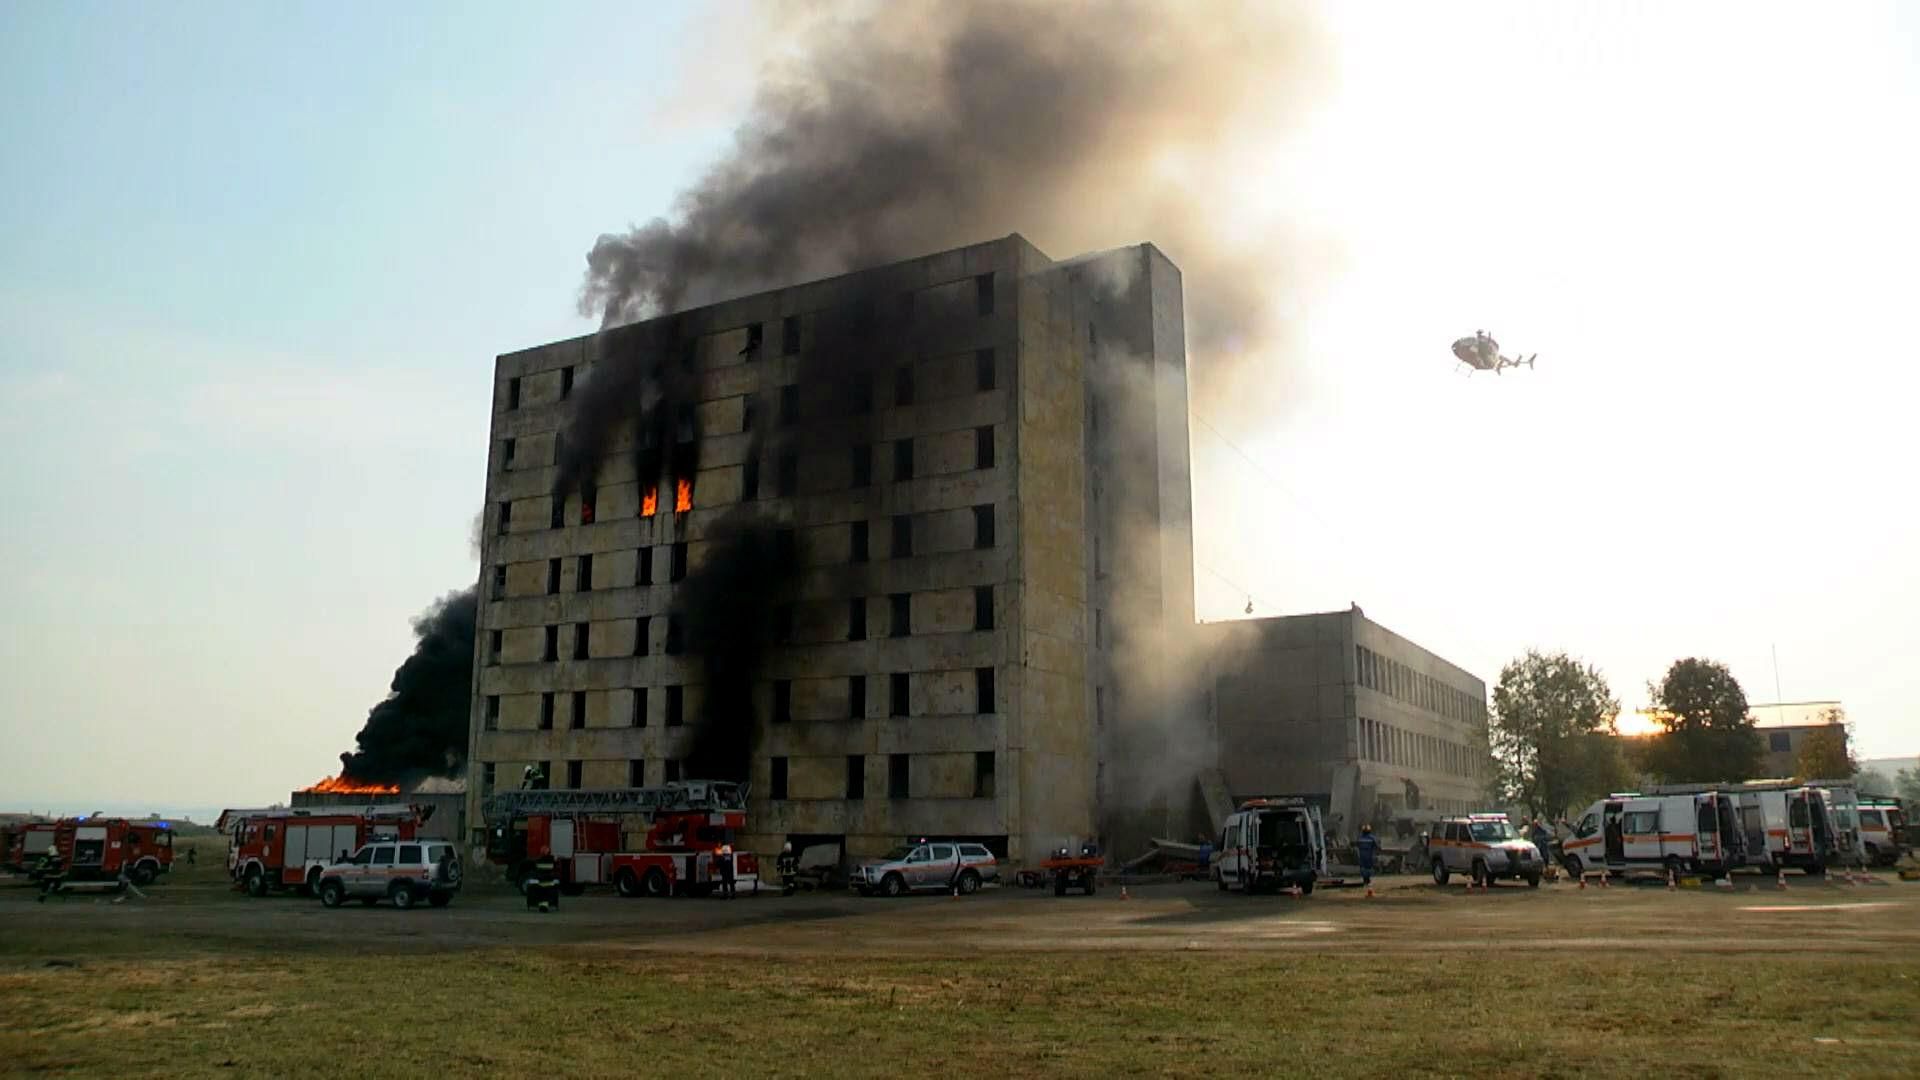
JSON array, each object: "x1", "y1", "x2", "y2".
[
  {"x1": 3, "y1": 820, "x2": 60, "y2": 876},
  {"x1": 46, "y1": 817, "x2": 175, "y2": 885},
  {"x1": 216, "y1": 804, "x2": 431, "y2": 896},
  {"x1": 482, "y1": 780, "x2": 760, "y2": 897}
]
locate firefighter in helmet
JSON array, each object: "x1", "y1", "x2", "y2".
[
  {"x1": 716, "y1": 843, "x2": 736, "y2": 899},
  {"x1": 777, "y1": 841, "x2": 799, "y2": 896},
  {"x1": 527, "y1": 851, "x2": 561, "y2": 914},
  {"x1": 522, "y1": 763, "x2": 548, "y2": 791}
]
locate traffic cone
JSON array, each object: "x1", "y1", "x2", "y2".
[
  {"x1": 1578, "y1": 875, "x2": 1586, "y2": 890},
  {"x1": 1364, "y1": 884, "x2": 1374, "y2": 898},
  {"x1": 1775, "y1": 870, "x2": 1787, "y2": 890},
  {"x1": 1600, "y1": 873, "x2": 1609, "y2": 889},
  {"x1": 1666, "y1": 869, "x2": 1676, "y2": 891},
  {"x1": 1119, "y1": 886, "x2": 1130, "y2": 901}
]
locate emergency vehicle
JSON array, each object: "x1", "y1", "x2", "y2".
[
  {"x1": 1215, "y1": 796, "x2": 1328, "y2": 895},
  {"x1": 1561, "y1": 792, "x2": 1747, "y2": 878},
  {"x1": 216, "y1": 804, "x2": 431, "y2": 896},
  {"x1": 1428, "y1": 814, "x2": 1545, "y2": 886},
  {"x1": 3, "y1": 820, "x2": 60, "y2": 875},
  {"x1": 481, "y1": 780, "x2": 760, "y2": 898},
  {"x1": 1645, "y1": 781, "x2": 1842, "y2": 875},
  {"x1": 46, "y1": 817, "x2": 175, "y2": 885},
  {"x1": 1856, "y1": 798, "x2": 1907, "y2": 866}
]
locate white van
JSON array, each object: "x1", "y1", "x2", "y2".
[
  {"x1": 1215, "y1": 797, "x2": 1327, "y2": 895},
  {"x1": 1561, "y1": 792, "x2": 1747, "y2": 877}
]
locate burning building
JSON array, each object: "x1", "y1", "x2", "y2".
[
  {"x1": 465, "y1": 235, "x2": 1194, "y2": 862},
  {"x1": 291, "y1": 775, "x2": 466, "y2": 840}
]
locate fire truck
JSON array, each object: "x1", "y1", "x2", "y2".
[
  {"x1": 3, "y1": 820, "x2": 60, "y2": 876},
  {"x1": 45, "y1": 817, "x2": 175, "y2": 885},
  {"x1": 217, "y1": 804, "x2": 432, "y2": 896},
  {"x1": 482, "y1": 780, "x2": 759, "y2": 897}
]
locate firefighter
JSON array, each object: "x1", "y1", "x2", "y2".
[
  {"x1": 522, "y1": 764, "x2": 548, "y2": 791},
  {"x1": 777, "y1": 841, "x2": 798, "y2": 897},
  {"x1": 34, "y1": 850, "x2": 62, "y2": 902},
  {"x1": 527, "y1": 852, "x2": 560, "y2": 913},
  {"x1": 717, "y1": 844, "x2": 736, "y2": 899},
  {"x1": 1355, "y1": 824, "x2": 1380, "y2": 889}
]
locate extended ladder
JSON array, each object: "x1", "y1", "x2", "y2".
[{"x1": 481, "y1": 780, "x2": 748, "y2": 823}]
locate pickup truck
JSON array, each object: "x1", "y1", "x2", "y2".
[{"x1": 850, "y1": 841, "x2": 999, "y2": 897}]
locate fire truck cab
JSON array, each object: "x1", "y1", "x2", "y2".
[
  {"x1": 218, "y1": 805, "x2": 430, "y2": 896},
  {"x1": 1561, "y1": 793, "x2": 1746, "y2": 878},
  {"x1": 483, "y1": 780, "x2": 760, "y2": 898}
]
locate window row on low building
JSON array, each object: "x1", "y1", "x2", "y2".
[
  {"x1": 1356, "y1": 645, "x2": 1484, "y2": 725},
  {"x1": 1358, "y1": 715, "x2": 1480, "y2": 779}
]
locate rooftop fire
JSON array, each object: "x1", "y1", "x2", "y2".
[{"x1": 302, "y1": 775, "x2": 401, "y2": 796}]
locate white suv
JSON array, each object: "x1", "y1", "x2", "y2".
[{"x1": 316, "y1": 839, "x2": 461, "y2": 909}]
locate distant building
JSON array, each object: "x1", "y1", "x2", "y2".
[
  {"x1": 289, "y1": 776, "x2": 466, "y2": 840},
  {"x1": 1749, "y1": 700, "x2": 1848, "y2": 778},
  {"x1": 1199, "y1": 606, "x2": 1489, "y2": 846}
]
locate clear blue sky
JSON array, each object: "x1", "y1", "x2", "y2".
[{"x1": 4, "y1": 2, "x2": 1917, "y2": 821}]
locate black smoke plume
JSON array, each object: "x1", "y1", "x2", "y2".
[
  {"x1": 565, "y1": 1, "x2": 1324, "y2": 782},
  {"x1": 338, "y1": 587, "x2": 477, "y2": 782}
]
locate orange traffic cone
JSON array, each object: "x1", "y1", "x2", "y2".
[
  {"x1": 1577, "y1": 875, "x2": 1586, "y2": 890},
  {"x1": 1364, "y1": 884, "x2": 1375, "y2": 898},
  {"x1": 1119, "y1": 886, "x2": 1130, "y2": 901},
  {"x1": 1600, "y1": 873, "x2": 1609, "y2": 889}
]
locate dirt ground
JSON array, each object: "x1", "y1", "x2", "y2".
[{"x1": 6, "y1": 864, "x2": 1917, "y2": 961}]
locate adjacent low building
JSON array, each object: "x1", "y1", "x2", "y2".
[{"x1": 1200, "y1": 605, "x2": 1490, "y2": 846}]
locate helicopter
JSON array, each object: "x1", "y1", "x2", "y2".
[{"x1": 1451, "y1": 330, "x2": 1535, "y2": 375}]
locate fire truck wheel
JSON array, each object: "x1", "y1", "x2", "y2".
[
  {"x1": 957, "y1": 870, "x2": 981, "y2": 895},
  {"x1": 245, "y1": 866, "x2": 268, "y2": 897},
  {"x1": 642, "y1": 868, "x2": 670, "y2": 898},
  {"x1": 130, "y1": 863, "x2": 156, "y2": 886},
  {"x1": 319, "y1": 880, "x2": 345, "y2": 908},
  {"x1": 1297, "y1": 878, "x2": 1314, "y2": 896},
  {"x1": 881, "y1": 872, "x2": 907, "y2": 898},
  {"x1": 1431, "y1": 859, "x2": 1450, "y2": 887},
  {"x1": 390, "y1": 883, "x2": 417, "y2": 909},
  {"x1": 615, "y1": 869, "x2": 640, "y2": 898}
]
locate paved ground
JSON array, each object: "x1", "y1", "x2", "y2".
[{"x1": 6, "y1": 866, "x2": 1915, "y2": 961}]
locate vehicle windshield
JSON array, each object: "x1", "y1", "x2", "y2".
[{"x1": 1469, "y1": 821, "x2": 1518, "y2": 842}]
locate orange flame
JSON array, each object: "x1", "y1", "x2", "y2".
[
  {"x1": 301, "y1": 775, "x2": 400, "y2": 795},
  {"x1": 675, "y1": 476, "x2": 693, "y2": 513},
  {"x1": 641, "y1": 485, "x2": 658, "y2": 517}
]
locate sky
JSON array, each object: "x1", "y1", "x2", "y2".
[{"x1": 2, "y1": 1, "x2": 1916, "y2": 820}]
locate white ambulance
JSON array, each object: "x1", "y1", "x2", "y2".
[
  {"x1": 1560, "y1": 791, "x2": 1748, "y2": 878},
  {"x1": 1215, "y1": 797, "x2": 1328, "y2": 895},
  {"x1": 1857, "y1": 799, "x2": 1907, "y2": 866}
]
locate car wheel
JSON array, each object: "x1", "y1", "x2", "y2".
[
  {"x1": 1431, "y1": 858, "x2": 1450, "y2": 886},
  {"x1": 1298, "y1": 878, "x2": 1314, "y2": 896},
  {"x1": 390, "y1": 883, "x2": 416, "y2": 910},
  {"x1": 1864, "y1": 844, "x2": 1880, "y2": 866},
  {"x1": 882, "y1": 873, "x2": 907, "y2": 898},
  {"x1": 428, "y1": 891, "x2": 453, "y2": 908},
  {"x1": 615, "y1": 869, "x2": 640, "y2": 898},
  {"x1": 958, "y1": 870, "x2": 981, "y2": 895},
  {"x1": 1471, "y1": 859, "x2": 1491, "y2": 887},
  {"x1": 319, "y1": 880, "x2": 345, "y2": 908},
  {"x1": 642, "y1": 868, "x2": 670, "y2": 898},
  {"x1": 1562, "y1": 854, "x2": 1583, "y2": 877},
  {"x1": 245, "y1": 866, "x2": 268, "y2": 897},
  {"x1": 1053, "y1": 875, "x2": 1067, "y2": 897},
  {"x1": 1215, "y1": 871, "x2": 1227, "y2": 892},
  {"x1": 1526, "y1": 872, "x2": 1542, "y2": 888}
]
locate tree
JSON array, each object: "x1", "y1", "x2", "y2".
[
  {"x1": 1641, "y1": 658, "x2": 1763, "y2": 783},
  {"x1": 1489, "y1": 650, "x2": 1630, "y2": 819},
  {"x1": 1794, "y1": 707, "x2": 1857, "y2": 779},
  {"x1": 1896, "y1": 765, "x2": 1920, "y2": 805},
  {"x1": 1854, "y1": 769, "x2": 1896, "y2": 798}
]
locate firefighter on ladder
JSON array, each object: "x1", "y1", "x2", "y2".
[{"x1": 527, "y1": 851, "x2": 560, "y2": 914}]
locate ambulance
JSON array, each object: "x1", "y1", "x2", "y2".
[
  {"x1": 1856, "y1": 799, "x2": 1906, "y2": 866},
  {"x1": 1560, "y1": 791, "x2": 1748, "y2": 878},
  {"x1": 1643, "y1": 782, "x2": 1841, "y2": 876}
]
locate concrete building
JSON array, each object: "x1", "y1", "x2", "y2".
[
  {"x1": 1748, "y1": 701, "x2": 1848, "y2": 778},
  {"x1": 1201, "y1": 606, "x2": 1490, "y2": 845},
  {"x1": 466, "y1": 235, "x2": 1192, "y2": 863}
]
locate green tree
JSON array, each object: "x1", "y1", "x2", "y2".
[
  {"x1": 1641, "y1": 658, "x2": 1764, "y2": 782},
  {"x1": 1489, "y1": 650, "x2": 1630, "y2": 819},
  {"x1": 1896, "y1": 765, "x2": 1920, "y2": 805},
  {"x1": 1854, "y1": 769, "x2": 1896, "y2": 798},
  {"x1": 1794, "y1": 707, "x2": 1857, "y2": 779}
]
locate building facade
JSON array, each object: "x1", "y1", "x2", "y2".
[
  {"x1": 466, "y1": 235, "x2": 1192, "y2": 863},
  {"x1": 1202, "y1": 606, "x2": 1489, "y2": 845}
]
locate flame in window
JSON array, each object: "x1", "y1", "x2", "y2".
[
  {"x1": 642, "y1": 485, "x2": 659, "y2": 517},
  {"x1": 675, "y1": 476, "x2": 693, "y2": 513}
]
